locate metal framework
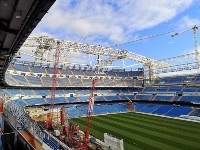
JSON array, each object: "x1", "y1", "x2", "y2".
[
  {"x1": 154, "y1": 51, "x2": 200, "y2": 74},
  {"x1": 18, "y1": 36, "x2": 170, "y2": 82},
  {"x1": 11, "y1": 25, "x2": 200, "y2": 82},
  {"x1": 20, "y1": 36, "x2": 168, "y2": 67}
]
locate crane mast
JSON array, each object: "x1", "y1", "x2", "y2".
[
  {"x1": 84, "y1": 79, "x2": 98, "y2": 149},
  {"x1": 46, "y1": 41, "x2": 61, "y2": 129},
  {"x1": 193, "y1": 25, "x2": 199, "y2": 68}
]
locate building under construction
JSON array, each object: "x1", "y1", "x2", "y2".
[{"x1": 0, "y1": 0, "x2": 200, "y2": 150}]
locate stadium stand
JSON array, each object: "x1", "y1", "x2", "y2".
[
  {"x1": 6, "y1": 63, "x2": 145, "y2": 87},
  {"x1": 1, "y1": 63, "x2": 200, "y2": 123}
]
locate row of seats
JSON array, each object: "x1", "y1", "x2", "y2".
[
  {"x1": 155, "y1": 74, "x2": 200, "y2": 84},
  {"x1": 136, "y1": 104, "x2": 192, "y2": 117},
  {"x1": 9, "y1": 64, "x2": 143, "y2": 77},
  {"x1": 40, "y1": 103, "x2": 193, "y2": 118},
  {"x1": 7, "y1": 84, "x2": 195, "y2": 96},
  {"x1": 12, "y1": 95, "x2": 123, "y2": 107},
  {"x1": 2, "y1": 87, "x2": 200, "y2": 104},
  {"x1": 144, "y1": 86, "x2": 199, "y2": 93},
  {"x1": 43, "y1": 134, "x2": 58, "y2": 150},
  {"x1": 5, "y1": 74, "x2": 141, "y2": 87},
  {"x1": 136, "y1": 94, "x2": 200, "y2": 103},
  {"x1": 0, "y1": 89, "x2": 134, "y2": 96},
  {"x1": 11, "y1": 93, "x2": 195, "y2": 118},
  {"x1": 65, "y1": 103, "x2": 129, "y2": 118}
]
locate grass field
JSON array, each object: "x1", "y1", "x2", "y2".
[{"x1": 71, "y1": 112, "x2": 200, "y2": 150}]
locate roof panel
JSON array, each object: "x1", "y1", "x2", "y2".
[
  {"x1": 0, "y1": 0, "x2": 15, "y2": 19},
  {"x1": 0, "y1": 0, "x2": 56, "y2": 85}
]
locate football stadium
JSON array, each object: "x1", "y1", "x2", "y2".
[{"x1": 0, "y1": 1, "x2": 200, "y2": 150}]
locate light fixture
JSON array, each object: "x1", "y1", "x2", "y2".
[{"x1": 15, "y1": 10, "x2": 22, "y2": 19}]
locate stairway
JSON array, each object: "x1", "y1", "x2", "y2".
[
  {"x1": 24, "y1": 76, "x2": 31, "y2": 85},
  {"x1": 166, "y1": 86, "x2": 171, "y2": 92},
  {"x1": 80, "y1": 79, "x2": 84, "y2": 86},
  {"x1": 179, "y1": 86, "x2": 186, "y2": 93},
  {"x1": 31, "y1": 90, "x2": 37, "y2": 96},
  {"x1": 102, "y1": 95, "x2": 107, "y2": 101},
  {"x1": 68, "y1": 78, "x2": 72, "y2": 86},
  {"x1": 170, "y1": 95, "x2": 175, "y2": 102},
  {"x1": 178, "y1": 96, "x2": 182, "y2": 102},
  {"x1": 142, "y1": 87, "x2": 146, "y2": 93},
  {"x1": 20, "y1": 89, "x2": 26, "y2": 95},
  {"x1": 40, "y1": 77, "x2": 45, "y2": 86}
]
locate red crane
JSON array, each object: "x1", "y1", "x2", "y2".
[
  {"x1": 84, "y1": 79, "x2": 98, "y2": 149},
  {"x1": 45, "y1": 41, "x2": 61, "y2": 129},
  {"x1": 68, "y1": 79, "x2": 97, "y2": 149},
  {"x1": 60, "y1": 106, "x2": 69, "y2": 138}
]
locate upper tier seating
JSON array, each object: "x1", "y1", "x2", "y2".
[
  {"x1": 5, "y1": 76, "x2": 142, "y2": 87},
  {"x1": 30, "y1": 66, "x2": 45, "y2": 73},
  {"x1": 6, "y1": 63, "x2": 144, "y2": 87},
  {"x1": 12, "y1": 64, "x2": 30, "y2": 72},
  {"x1": 27, "y1": 76, "x2": 42, "y2": 86},
  {"x1": 155, "y1": 74, "x2": 200, "y2": 85},
  {"x1": 57, "y1": 78, "x2": 71, "y2": 86}
]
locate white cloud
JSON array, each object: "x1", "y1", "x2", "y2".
[
  {"x1": 177, "y1": 16, "x2": 200, "y2": 30},
  {"x1": 34, "y1": 0, "x2": 194, "y2": 44},
  {"x1": 30, "y1": 0, "x2": 194, "y2": 65},
  {"x1": 31, "y1": 30, "x2": 54, "y2": 37},
  {"x1": 65, "y1": 52, "x2": 89, "y2": 64}
]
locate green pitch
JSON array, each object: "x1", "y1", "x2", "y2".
[{"x1": 71, "y1": 112, "x2": 200, "y2": 150}]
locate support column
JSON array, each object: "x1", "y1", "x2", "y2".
[{"x1": 143, "y1": 64, "x2": 155, "y2": 85}]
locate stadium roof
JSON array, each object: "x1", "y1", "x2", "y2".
[{"x1": 0, "y1": 0, "x2": 55, "y2": 85}]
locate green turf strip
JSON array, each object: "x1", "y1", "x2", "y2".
[
  {"x1": 116, "y1": 112, "x2": 200, "y2": 134},
  {"x1": 127, "y1": 112, "x2": 200, "y2": 128},
  {"x1": 73, "y1": 120, "x2": 138, "y2": 150},
  {"x1": 93, "y1": 115, "x2": 200, "y2": 149},
  {"x1": 71, "y1": 113, "x2": 200, "y2": 150},
  {"x1": 72, "y1": 117, "x2": 184, "y2": 150},
  {"x1": 114, "y1": 112, "x2": 200, "y2": 134},
  {"x1": 102, "y1": 113, "x2": 200, "y2": 142},
  {"x1": 72, "y1": 117, "x2": 162, "y2": 150}
]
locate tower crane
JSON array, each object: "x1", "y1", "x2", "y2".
[
  {"x1": 45, "y1": 41, "x2": 61, "y2": 129},
  {"x1": 171, "y1": 25, "x2": 199, "y2": 69},
  {"x1": 84, "y1": 79, "x2": 97, "y2": 149},
  {"x1": 68, "y1": 79, "x2": 97, "y2": 149}
]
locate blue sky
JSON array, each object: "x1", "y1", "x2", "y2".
[{"x1": 29, "y1": 0, "x2": 200, "y2": 68}]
